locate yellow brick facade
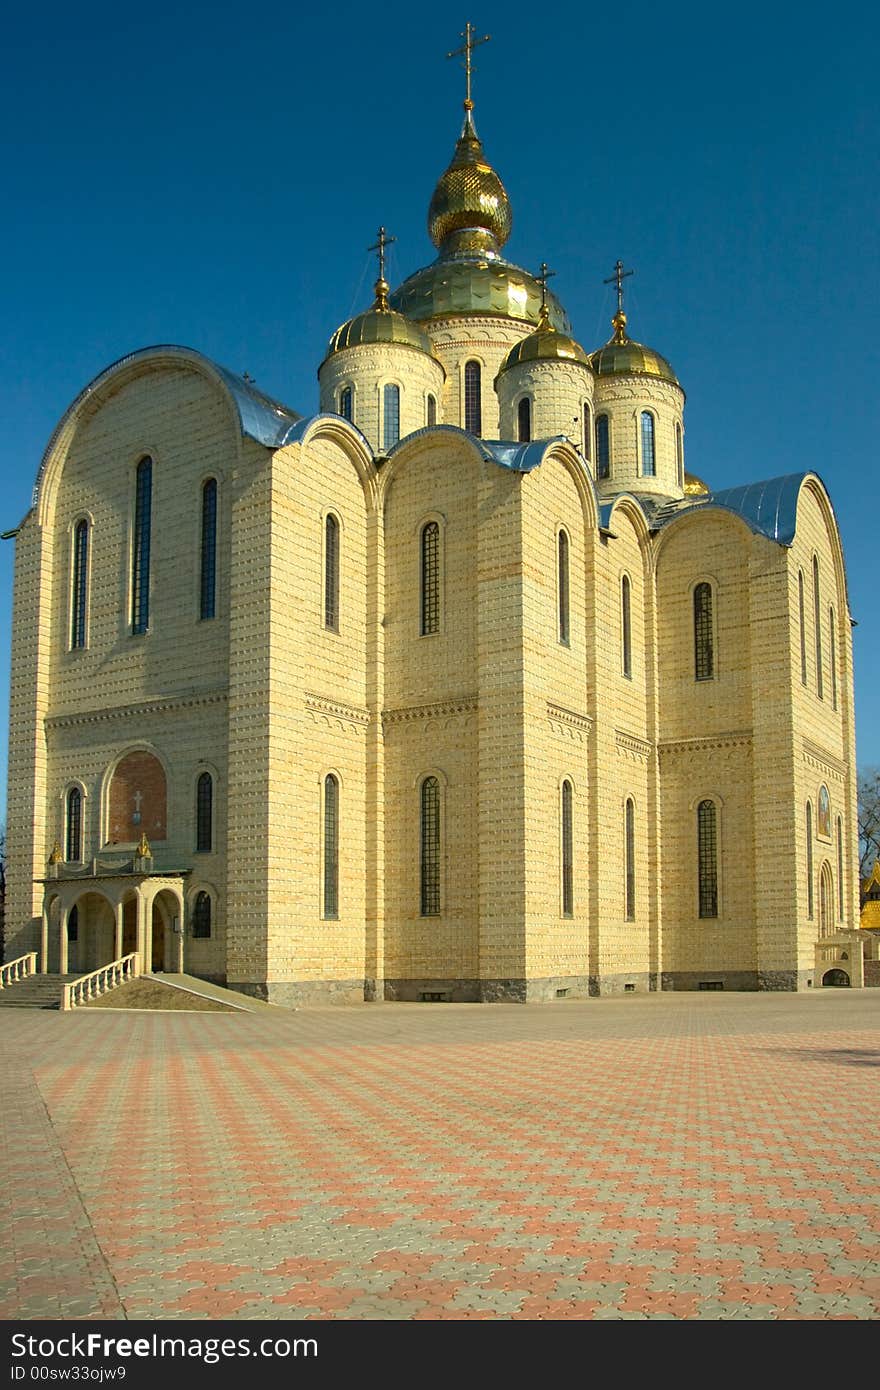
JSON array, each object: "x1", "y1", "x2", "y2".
[{"x1": 3, "y1": 107, "x2": 861, "y2": 1003}]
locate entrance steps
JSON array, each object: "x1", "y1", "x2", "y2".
[{"x1": 0, "y1": 974, "x2": 83, "y2": 1009}]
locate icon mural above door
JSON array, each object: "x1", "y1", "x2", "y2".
[{"x1": 108, "y1": 751, "x2": 167, "y2": 845}]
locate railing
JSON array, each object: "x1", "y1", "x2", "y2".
[
  {"x1": 0, "y1": 953, "x2": 38, "y2": 989},
  {"x1": 62, "y1": 953, "x2": 141, "y2": 1011}
]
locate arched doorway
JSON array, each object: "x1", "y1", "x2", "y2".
[
  {"x1": 150, "y1": 888, "x2": 184, "y2": 973},
  {"x1": 822, "y1": 968, "x2": 850, "y2": 987}
]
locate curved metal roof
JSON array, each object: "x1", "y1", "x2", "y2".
[
  {"x1": 385, "y1": 424, "x2": 566, "y2": 473},
  {"x1": 702, "y1": 473, "x2": 808, "y2": 545}
]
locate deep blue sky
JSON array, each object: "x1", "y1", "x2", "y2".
[{"x1": 2, "y1": 1, "x2": 878, "y2": 822}]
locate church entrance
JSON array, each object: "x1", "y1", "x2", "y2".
[
  {"x1": 822, "y1": 968, "x2": 850, "y2": 987},
  {"x1": 151, "y1": 908, "x2": 166, "y2": 971},
  {"x1": 122, "y1": 899, "x2": 137, "y2": 956}
]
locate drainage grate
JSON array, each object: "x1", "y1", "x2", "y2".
[
  {"x1": 555, "y1": 988, "x2": 568, "y2": 998},
  {"x1": 624, "y1": 983, "x2": 635, "y2": 993},
  {"x1": 419, "y1": 991, "x2": 449, "y2": 1003}
]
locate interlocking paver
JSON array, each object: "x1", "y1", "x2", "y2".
[{"x1": 1, "y1": 991, "x2": 878, "y2": 1319}]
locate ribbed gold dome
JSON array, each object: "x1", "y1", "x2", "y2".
[
  {"x1": 428, "y1": 113, "x2": 512, "y2": 254},
  {"x1": 590, "y1": 312, "x2": 679, "y2": 386},
  {"x1": 498, "y1": 310, "x2": 590, "y2": 376},
  {"x1": 324, "y1": 278, "x2": 435, "y2": 360}
]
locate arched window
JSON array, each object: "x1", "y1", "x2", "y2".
[
  {"x1": 829, "y1": 607, "x2": 837, "y2": 711},
  {"x1": 426, "y1": 393, "x2": 437, "y2": 427},
  {"x1": 813, "y1": 556, "x2": 823, "y2": 699},
  {"x1": 464, "y1": 361, "x2": 482, "y2": 435},
  {"x1": 621, "y1": 574, "x2": 632, "y2": 679},
  {"x1": 420, "y1": 776, "x2": 441, "y2": 917},
  {"x1": 67, "y1": 905, "x2": 79, "y2": 942},
  {"x1": 558, "y1": 530, "x2": 570, "y2": 645},
  {"x1": 323, "y1": 774, "x2": 339, "y2": 919},
  {"x1": 339, "y1": 386, "x2": 353, "y2": 422},
  {"x1": 640, "y1": 412, "x2": 656, "y2": 476},
  {"x1": 694, "y1": 582, "x2": 714, "y2": 680},
  {"x1": 596, "y1": 414, "x2": 610, "y2": 479},
  {"x1": 192, "y1": 891, "x2": 211, "y2": 938},
  {"x1": 196, "y1": 772, "x2": 213, "y2": 853},
  {"x1": 625, "y1": 799, "x2": 636, "y2": 920},
  {"x1": 697, "y1": 800, "x2": 718, "y2": 918},
  {"x1": 517, "y1": 396, "x2": 532, "y2": 442},
  {"x1": 66, "y1": 787, "x2": 82, "y2": 863},
  {"x1": 806, "y1": 802, "x2": 814, "y2": 919},
  {"x1": 837, "y1": 816, "x2": 844, "y2": 920},
  {"x1": 131, "y1": 456, "x2": 152, "y2": 634},
  {"x1": 71, "y1": 519, "x2": 89, "y2": 649},
  {"x1": 583, "y1": 403, "x2": 592, "y2": 460},
  {"x1": 798, "y1": 570, "x2": 807, "y2": 685},
  {"x1": 421, "y1": 522, "x2": 440, "y2": 636},
  {"x1": 383, "y1": 383, "x2": 400, "y2": 450},
  {"x1": 200, "y1": 479, "x2": 217, "y2": 621},
  {"x1": 561, "y1": 780, "x2": 574, "y2": 917},
  {"x1": 324, "y1": 514, "x2": 339, "y2": 630},
  {"x1": 675, "y1": 422, "x2": 684, "y2": 488}
]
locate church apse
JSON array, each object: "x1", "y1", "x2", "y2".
[{"x1": 107, "y1": 751, "x2": 167, "y2": 845}]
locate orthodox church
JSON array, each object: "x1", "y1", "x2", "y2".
[{"x1": 4, "y1": 44, "x2": 860, "y2": 1003}]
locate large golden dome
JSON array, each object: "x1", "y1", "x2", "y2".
[
  {"x1": 428, "y1": 113, "x2": 512, "y2": 252},
  {"x1": 589, "y1": 311, "x2": 680, "y2": 386},
  {"x1": 324, "y1": 277, "x2": 435, "y2": 361}
]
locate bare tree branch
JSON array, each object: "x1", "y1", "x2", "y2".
[{"x1": 857, "y1": 768, "x2": 880, "y2": 896}]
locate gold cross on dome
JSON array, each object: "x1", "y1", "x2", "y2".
[
  {"x1": 368, "y1": 226, "x2": 396, "y2": 281},
  {"x1": 604, "y1": 259, "x2": 634, "y2": 315},
  {"x1": 447, "y1": 22, "x2": 491, "y2": 111},
  {"x1": 536, "y1": 262, "x2": 556, "y2": 314}
]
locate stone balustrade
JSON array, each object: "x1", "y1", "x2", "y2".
[
  {"x1": 0, "y1": 953, "x2": 37, "y2": 988},
  {"x1": 62, "y1": 954, "x2": 141, "y2": 1011}
]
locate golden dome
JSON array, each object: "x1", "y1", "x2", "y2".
[
  {"x1": 428, "y1": 113, "x2": 512, "y2": 253},
  {"x1": 684, "y1": 472, "x2": 709, "y2": 496},
  {"x1": 590, "y1": 310, "x2": 680, "y2": 386},
  {"x1": 324, "y1": 277, "x2": 435, "y2": 360},
  {"x1": 391, "y1": 257, "x2": 570, "y2": 330},
  {"x1": 498, "y1": 308, "x2": 590, "y2": 376}
]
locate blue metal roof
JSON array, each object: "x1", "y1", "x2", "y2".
[
  {"x1": 385, "y1": 425, "x2": 566, "y2": 473},
  {"x1": 703, "y1": 473, "x2": 809, "y2": 544},
  {"x1": 275, "y1": 413, "x2": 373, "y2": 453}
]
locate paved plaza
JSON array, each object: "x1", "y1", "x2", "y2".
[{"x1": 2, "y1": 991, "x2": 879, "y2": 1320}]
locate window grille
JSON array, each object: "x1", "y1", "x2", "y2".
[
  {"x1": 323, "y1": 775, "x2": 339, "y2": 919},
  {"x1": 625, "y1": 799, "x2": 635, "y2": 920},
  {"x1": 558, "y1": 531, "x2": 570, "y2": 644},
  {"x1": 340, "y1": 386, "x2": 353, "y2": 421},
  {"x1": 421, "y1": 523, "x2": 440, "y2": 636},
  {"x1": 324, "y1": 515, "x2": 339, "y2": 630},
  {"x1": 518, "y1": 396, "x2": 531, "y2": 442},
  {"x1": 596, "y1": 414, "x2": 610, "y2": 479},
  {"x1": 200, "y1": 479, "x2": 217, "y2": 621},
  {"x1": 697, "y1": 800, "x2": 718, "y2": 918},
  {"x1": 192, "y1": 891, "x2": 212, "y2": 938},
  {"x1": 622, "y1": 575, "x2": 632, "y2": 678},
  {"x1": 583, "y1": 403, "x2": 592, "y2": 459},
  {"x1": 420, "y1": 777, "x2": 440, "y2": 916},
  {"x1": 806, "y1": 802, "x2": 814, "y2": 918},
  {"x1": 813, "y1": 556, "x2": 823, "y2": 699},
  {"x1": 383, "y1": 384, "x2": 400, "y2": 450},
  {"x1": 798, "y1": 571, "x2": 807, "y2": 685},
  {"x1": 640, "y1": 412, "x2": 656, "y2": 476},
  {"x1": 561, "y1": 781, "x2": 573, "y2": 917},
  {"x1": 66, "y1": 787, "x2": 82, "y2": 862},
  {"x1": 464, "y1": 361, "x2": 481, "y2": 435},
  {"x1": 131, "y1": 457, "x2": 152, "y2": 634},
  {"x1": 694, "y1": 583, "x2": 714, "y2": 680},
  {"x1": 426, "y1": 393, "x2": 437, "y2": 427},
  {"x1": 196, "y1": 773, "x2": 213, "y2": 853},
  {"x1": 71, "y1": 520, "x2": 89, "y2": 648}
]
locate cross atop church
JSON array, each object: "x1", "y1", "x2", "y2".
[
  {"x1": 536, "y1": 262, "x2": 556, "y2": 319},
  {"x1": 604, "y1": 259, "x2": 634, "y2": 315},
  {"x1": 447, "y1": 22, "x2": 491, "y2": 112},
  {"x1": 368, "y1": 226, "x2": 396, "y2": 282}
]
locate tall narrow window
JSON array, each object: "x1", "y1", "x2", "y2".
[
  {"x1": 131, "y1": 456, "x2": 152, "y2": 635},
  {"x1": 421, "y1": 522, "x2": 440, "y2": 636},
  {"x1": 621, "y1": 574, "x2": 632, "y2": 678},
  {"x1": 199, "y1": 479, "x2": 217, "y2": 621},
  {"x1": 675, "y1": 423, "x2": 684, "y2": 487},
  {"x1": 196, "y1": 772, "x2": 213, "y2": 853},
  {"x1": 324, "y1": 514, "x2": 339, "y2": 630},
  {"x1": 829, "y1": 607, "x2": 837, "y2": 711},
  {"x1": 806, "y1": 802, "x2": 814, "y2": 918},
  {"x1": 798, "y1": 570, "x2": 807, "y2": 685},
  {"x1": 813, "y1": 556, "x2": 823, "y2": 699},
  {"x1": 694, "y1": 582, "x2": 714, "y2": 680},
  {"x1": 836, "y1": 816, "x2": 844, "y2": 919},
  {"x1": 339, "y1": 386, "x2": 353, "y2": 422},
  {"x1": 192, "y1": 891, "x2": 211, "y2": 938},
  {"x1": 426, "y1": 393, "x2": 437, "y2": 427},
  {"x1": 558, "y1": 530, "x2": 570, "y2": 645},
  {"x1": 420, "y1": 776, "x2": 440, "y2": 916},
  {"x1": 561, "y1": 780, "x2": 574, "y2": 917},
  {"x1": 67, "y1": 905, "x2": 79, "y2": 942},
  {"x1": 323, "y1": 774, "x2": 339, "y2": 918},
  {"x1": 518, "y1": 396, "x2": 532, "y2": 442},
  {"x1": 697, "y1": 800, "x2": 718, "y2": 918},
  {"x1": 383, "y1": 383, "x2": 400, "y2": 450},
  {"x1": 464, "y1": 361, "x2": 481, "y2": 435},
  {"x1": 71, "y1": 519, "x2": 89, "y2": 649},
  {"x1": 625, "y1": 799, "x2": 636, "y2": 920},
  {"x1": 583, "y1": 403, "x2": 592, "y2": 459},
  {"x1": 596, "y1": 414, "x2": 610, "y2": 479},
  {"x1": 66, "y1": 787, "x2": 82, "y2": 863},
  {"x1": 640, "y1": 412, "x2": 656, "y2": 476}
]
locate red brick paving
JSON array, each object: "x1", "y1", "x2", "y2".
[{"x1": 1, "y1": 991, "x2": 879, "y2": 1319}]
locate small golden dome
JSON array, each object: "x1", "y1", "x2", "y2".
[
  {"x1": 324, "y1": 276, "x2": 435, "y2": 360},
  {"x1": 428, "y1": 113, "x2": 512, "y2": 254},
  {"x1": 497, "y1": 307, "x2": 590, "y2": 376},
  {"x1": 590, "y1": 311, "x2": 680, "y2": 386},
  {"x1": 684, "y1": 472, "x2": 709, "y2": 496}
]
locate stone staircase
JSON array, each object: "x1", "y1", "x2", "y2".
[{"x1": 0, "y1": 974, "x2": 83, "y2": 1009}]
